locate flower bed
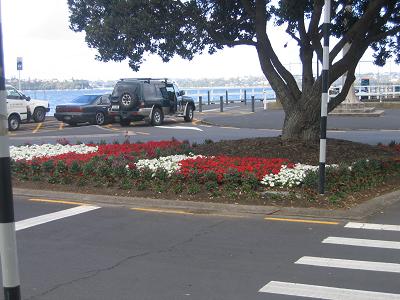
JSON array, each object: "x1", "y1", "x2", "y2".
[
  {"x1": 10, "y1": 140, "x2": 400, "y2": 207},
  {"x1": 12, "y1": 140, "x2": 187, "y2": 164}
]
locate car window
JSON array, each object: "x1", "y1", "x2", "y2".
[
  {"x1": 143, "y1": 83, "x2": 157, "y2": 99},
  {"x1": 155, "y1": 84, "x2": 168, "y2": 99},
  {"x1": 6, "y1": 87, "x2": 23, "y2": 99},
  {"x1": 72, "y1": 95, "x2": 99, "y2": 104},
  {"x1": 98, "y1": 95, "x2": 110, "y2": 105}
]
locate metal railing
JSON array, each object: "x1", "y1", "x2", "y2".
[{"x1": 330, "y1": 85, "x2": 400, "y2": 101}]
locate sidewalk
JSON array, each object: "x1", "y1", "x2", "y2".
[{"x1": 198, "y1": 106, "x2": 400, "y2": 131}]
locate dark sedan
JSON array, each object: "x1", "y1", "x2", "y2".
[{"x1": 54, "y1": 94, "x2": 113, "y2": 126}]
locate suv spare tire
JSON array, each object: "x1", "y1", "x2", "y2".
[{"x1": 120, "y1": 92, "x2": 138, "y2": 110}]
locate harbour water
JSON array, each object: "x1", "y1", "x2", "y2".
[{"x1": 23, "y1": 86, "x2": 276, "y2": 116}]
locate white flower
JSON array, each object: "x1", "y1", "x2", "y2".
[
  {"x1": 135, "y1": 154, "x2": 202, "y2": 176},
  {"x1": 10, "y1": 144, "x2": 98, "y2": 161}
]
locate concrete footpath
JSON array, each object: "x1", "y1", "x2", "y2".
[
  {"x1": 13, "y1": 187, "x2": 400, "y2": 221},
  {"x1": 200, "y1": 107, "x2": 400, "y2": 131}
]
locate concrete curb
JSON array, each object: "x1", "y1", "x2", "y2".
[{"x1": 13, "y1": 187, "x2": 400, "y2": 221}]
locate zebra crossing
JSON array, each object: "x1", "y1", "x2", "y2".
[{"x1": 259, "y1": 221, "x2": 400, "y2": 299}]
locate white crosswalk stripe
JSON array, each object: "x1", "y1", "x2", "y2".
[
  {"x1": 16, "y1": 205, "x2": 100, "y2": 231},
  {"x1": 296, "y1": 256, "x2": 400, "y2": 273},
  {"x1": 345, "y1": 222, "x2": 400, "y2": 231},
  {"x1": 259, "y1": 281, "x2": 400, "y2": 299},
  {"x1": 259, "y1": 221, "x2": 400, "y2": 298},
  {"x1": 323, "y1": 236, "x2": 400, "y2": 249}
]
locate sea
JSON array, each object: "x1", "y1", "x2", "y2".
[{"x1": 23, "y1": 86, "x2": 276, "y2": 116}]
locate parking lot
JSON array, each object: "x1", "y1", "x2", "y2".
[{"x1": 8, "y1": 103, "x2": 400, "y2": 146}]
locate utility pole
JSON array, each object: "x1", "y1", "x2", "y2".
[
  {"x1": 0, "y1": 1, "x2": 22, "y2": 299},
  {"x1": 319, "y1": 0, "x2": 331, "y2": 195}
]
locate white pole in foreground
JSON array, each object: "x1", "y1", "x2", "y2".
[
  {"x1": 319, "y1": 0, "x2": 331, "y2": 195},
  {"x1": 0, "y1": 1, "x2": 22, "y2": 299}
]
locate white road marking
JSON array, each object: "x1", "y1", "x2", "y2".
[
  {"x1": 202, "y1": 105, "x2": 241, "y2": 112},
  {"x1": 15, "y1": 206, "x2": 100, "y2": 231},
  {"x1": 345, "y1": 222, "x2": 400, "y2": 232},
  {"x1": 296, "y1": 256, "x2": 400, "y2": 273},
  {"x1": 323, "y1": 236, "x2": 400, "y2": 249},
  {"x1": 155, "y1": 126, "x2": 203, "y2": 131},
  {"x1": 259, "y1": 281, "x2": 400, "y2": 299}
]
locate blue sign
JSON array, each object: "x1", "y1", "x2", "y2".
[{"x1": 17, "y1": 57, "x2": 23, "y2": 71}]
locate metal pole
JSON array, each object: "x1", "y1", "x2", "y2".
[
  {"x1": 18, "y1": 71, "x2": 20, "y2": 91},
  {"x1": 0, "y1": 1, "x2": 22, "y2": 299},
  {"x1": 220, "y1": 96, "x2": 223, "y2": 112},
  {"x1": 207, "y1": 90, "x2": 210, "y2": 105},
  {"x1": 244, "y1": 90, "x2": 247, "y2": 105},
  {"x1": 319, "y1": 0, "x2": 330, "y2": 195},
  {"x1": 251, "y1": 96, "x2": 255, "y2": 112},
  {"x1": 225, "y1": 90, "x2": 228, "y2": 104},
  {"x1": 199, "y1": 96, "x2": 202, "y2": 112}
]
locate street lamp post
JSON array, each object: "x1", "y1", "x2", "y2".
[{"x1": 0, "y1": 1, "x2": 22, "y2": 299}]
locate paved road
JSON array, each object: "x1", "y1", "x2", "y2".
[
  {"x1": 8, "y1": 104, "x2": 400, "y2": 146},
  {"x1": 6, "y1": 194, "x2": 400, "y2": 299}
]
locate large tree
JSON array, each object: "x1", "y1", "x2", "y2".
[{"x1": 68, "y1": 0, "x2": 400, "y2": 141}]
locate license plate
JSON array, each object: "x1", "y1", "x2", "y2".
[
  {"x1": 64, "y1": 116, "x2": 71, "y2": 120},
  {"x1": 112, "y1": 105, "x2": 119, "y2": 110}
]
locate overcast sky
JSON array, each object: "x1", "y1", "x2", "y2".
[{"x1": 2, "y1": 0, "x2": 398, "y2": 81}]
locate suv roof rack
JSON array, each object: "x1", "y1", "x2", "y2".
[{"x1": 120, "y1": 78, "x2": 169, "y2": 83}]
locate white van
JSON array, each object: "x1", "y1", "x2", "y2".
[
  {"x1": 6, "y1": 94, "x2": 28, "y2": 131},
  {"x1": 6, "y1": 85, "x2": 50, "y2": 123}
]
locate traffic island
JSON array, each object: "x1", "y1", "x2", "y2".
[{"x1": 10, "y1": 138, "x2": 400, "y2": 213}]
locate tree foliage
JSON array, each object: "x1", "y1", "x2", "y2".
[{"x1": 68, "y1": 0, "x2": 400, "y2": 140}]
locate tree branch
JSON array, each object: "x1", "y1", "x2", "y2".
[
  {"x1": 226, "y1": 39, "x2": 257, "y2": 46},
  {"x1": 366, "y1": 27, "x2": 400, "y2": 44},
  {"x1": 330, "y1": 0, "x2": 387, "y2": 62},
  {"x1": 327, "y1": 67, "x2": 356, "y2": 112},
  {"x1": 240, "y1": 0, "x2": 255, "y2": 19},
  {"x1": 254, "y1": 0, "x2": 301, "y2": 106}
]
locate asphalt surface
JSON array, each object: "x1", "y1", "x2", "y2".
[
  {"x1": 5, "y1": 193, "x2": 400, "y2": 299},
  {"x1": 5, "y1": 102, "x2": 400, "y2": 299},
  {"x1": 7, "y1": 102, "x2": 400, "y2": 146}
]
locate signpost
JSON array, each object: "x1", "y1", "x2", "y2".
[
  {"x1": 319, "y1": 0, "x2": 331, "y2": 195},
  {"x1": 1, "y1": 2, "x2": 22, "y2": 299},
  {"x1": 16, "y1": 57, "x2": 22, "y2": 90}
]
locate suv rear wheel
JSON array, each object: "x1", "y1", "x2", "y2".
[{"x1": 151, "y1": 107, "x2": 164, "y2": 126}]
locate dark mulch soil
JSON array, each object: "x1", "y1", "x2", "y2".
[{"x1": 192, "y1": 137, "x2": 398, "y2": 165}]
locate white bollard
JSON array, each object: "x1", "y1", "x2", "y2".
[{"x1": 263, "y1": 89, "x2": 268, "y2": 110}]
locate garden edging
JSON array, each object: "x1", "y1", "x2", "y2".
[{"x1": 14, "y1": 187, "x2": 400, "y2": 221}]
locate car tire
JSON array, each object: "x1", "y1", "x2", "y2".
[
  {"x1": 151, "y1": 107, "x2": 164, "y2": 126},
  {"x1": 184, "y1": 105, "x2": 194, "y2": 122},
  {"x1": 120, "y1": 93, "x2": 138, "y2": 110},
  {"x1": 93, "y1": 112, "x2": 106, "y2": 125},
  {"x1": 33, "y1": 107, "x2": 46, "y2": 122},
  {"x1": 8, "y1": 114, "x2": 20, "y2": 131},
  {"x1": 120, "y1": 119, "x2": 131, "y2": 127}
]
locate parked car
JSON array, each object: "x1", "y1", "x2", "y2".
[
  {"x1": 6, "y1": 85, "x2": 50, "y2": 122},
  {"x1": 109, "y1": 78, "x2": 196, "y2": 126},
  {"x1": 6, "y1": 94, "x2": 29, "y2": 131},
  {"x1": 54, "y1": 94, "x2": 112, "y2": 126}
]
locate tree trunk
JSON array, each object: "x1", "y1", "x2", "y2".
[{"x1": 281, "y1": 94, "x2": 321, "y2": 142}]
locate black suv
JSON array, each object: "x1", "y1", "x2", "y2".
[{"x1": 109, "y1": 78, "x2": 196, "y2": 126}]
